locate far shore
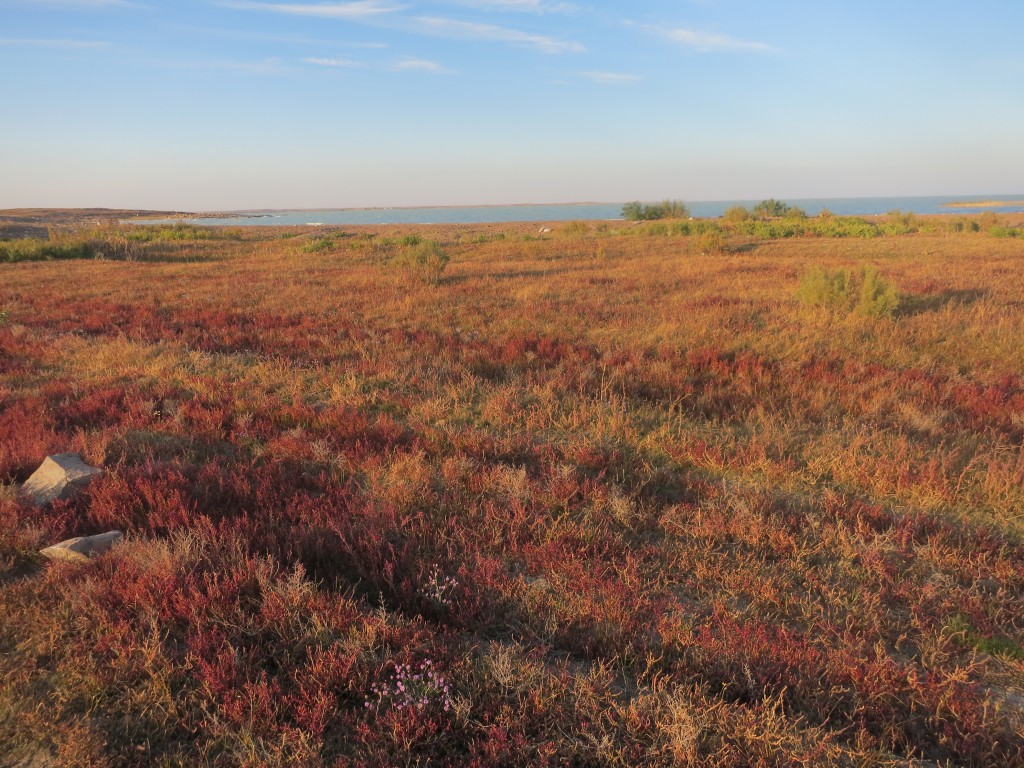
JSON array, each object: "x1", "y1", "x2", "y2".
[{"x1": 941, "y1": 200, "x2": 1024, "y2": 208}]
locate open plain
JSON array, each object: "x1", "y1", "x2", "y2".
[{"x1": 2, "y1": 213, "x2": 1024, "y2": 766}]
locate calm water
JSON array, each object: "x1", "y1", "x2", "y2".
[{"x1": 139, "y1": 194, "x2": 1024, "y2": 227}]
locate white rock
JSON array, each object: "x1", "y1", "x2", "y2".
[
  {"x1": 20, "y1": 453, "x2": 102, "y2": 506},
  {"x1": 40, "y1": 531, "x2": 123, "y2": 563}
]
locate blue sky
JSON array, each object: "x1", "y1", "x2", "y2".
[{"x1": 2, "y1": 0, "x2": 1022, "y2": 209}]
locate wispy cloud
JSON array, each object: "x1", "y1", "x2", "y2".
[
  {"x1": 304, "y1": 56, "x2": 365, "y2": 66},
  {"x1": 579, "y1": 70, "x2": 641, "y2": 85},
  {"x1": 5, "y1": 0, "x2": 135, "y2": 6},
  {"x1": 392, "y1": 56, "x2": 454, "y2": 73},
  {"x1": 451, "y1": 0, "x2": 578, "y2": 13},
  {"x1": 627, "y1": 21, "x2": 772, "y2": 53},
  {"x1": 0, "y1": 37, "x2": 110, "y2": 48},
  {"x1": 663, "y1": 26, "x2": 771, "y2": 52},
  {"x1": 138, "y1": 55, "x2": 292, "y2": 74},
  {"x1": 413, "y1": 16, "x2": 583, "y2": 53},
  {"x1": 221, "y1": 1, "x2": 404, "y2": 18},
  {"x1": 221, "y1": 0, "x2": 583, "y2": 54},
  {"x1": 167, "y1": 24, "x2": 389, "y2": 48}
]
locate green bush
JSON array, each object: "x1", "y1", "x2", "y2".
[
  {"x1": 400, "y1": 234, "x2": 423, "y2": 247},
  {"x1": 561, "y1": 221, "x2": 590, "y2": 239},
  {"x1": 796, "y1": 266, "x2": 899, "y2": 317},
  {"x1": 857, "y1": 266, "x2": 901, "y2": 317},
  {"x1": 796, "y1": 267, "x2": 852, "y2": 311},
  {"x1": 807, "y1": 216, "x2": 879, "y2": 239},
  {"x1": 0, "y1": 238, "x2": 95, "y2": 263},
  {"x1": 301, "y1": 236, "x2": 336, "y2": 253},
  {"x1": 122, "y1": 223, "x2": 215, "y2": 242},
  {"x1": 880, "y1": 210, "x2": 919, "y2": 235},
  {"x1": 393, "y1": 240, "x2": 450, "y2": 285},
  {"x1": 988, "y1": 225, "x2": 1020, "y2": 238},
  {"x1": 622, "y1": 200, "x2": 689, "y2": 221},
  {"x1": 946, "y1": 218, "x2": 980, "y2": 233},
  {"x1": 752, "y1": 198, "x2": 795, "y2": 218},
  {"x1": 722, "y1": 205, "x2": 750, "y2": 223},
  {"x1": 693, "y1": 230, "x2": 726, "y2": 255}
]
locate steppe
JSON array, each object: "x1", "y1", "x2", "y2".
[{"x1": 2, "y1": 209, "x2": 1024, "y2": 766}]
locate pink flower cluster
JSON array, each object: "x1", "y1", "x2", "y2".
[
  {"x1": 365, "y1": 660, "x2": 453, "y2": 713},
  {"x1": 421, "y1": 565, "x2": 459, "y2": 609}
]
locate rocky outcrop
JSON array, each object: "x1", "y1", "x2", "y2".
[
  {"x1": 20, "y1": 453, "x2": 102, "y2": 506},
  {"x1": 40, "y1": 531, "x2": 124, "y2": 563}
]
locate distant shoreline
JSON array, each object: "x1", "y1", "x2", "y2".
[
  {"x1": 942, "y1": 200, "x2": 1024, "y2": 208},
  {"x1": 231, "y1": 202, "x2": 612, "y2": 214}
]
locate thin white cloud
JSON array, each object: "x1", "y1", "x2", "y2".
[
  {"x1": 414, "y1": 16, "x2": 583, "y2": 53},
  {"x1": 221, "y1": 0, "x2": 582, "y2": 54},
  {"x1": 167, "y1": 24, "x2": 389, "y2": 48},
  {"x1": 304, "y1": 56, "x2": 365, "y2": 66},
  {"x1": 626, "y1": 20, "x2": 772, "y2": 53},
  {"x1": 393, "y1": 57, "x2": 454, "y2": 73},
  {"x1": 664, "y1": 26, "x2": 771, "y2": 52},
  {"x1": 0, "y1": 37, "x2": 110, "y2": 48},
  {"x1": 196, "y1": 57, "x2": 290, "y2": 73},
  {"x1": 579, "y1": 70, "x2": 641, "y2": 85},
  {"x1": 4, "y1": 0, "x2": 134, "y2": 6},
  {"x1": 452, "y1": 0, "x2": 578, "y2": 13},
  {"x1": 221, "y1": 1, "x2": 404, "y2": 18}
]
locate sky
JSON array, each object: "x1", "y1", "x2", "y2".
[{"x1": 2, "y1": 0, "x2": 1023, "y2": 210}]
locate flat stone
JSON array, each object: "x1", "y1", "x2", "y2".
[
  {"x1": 20, "y1": 453, "x2": 102, "y2": 506},
  {"x1": 40, "y1": 531, "x2": 123, "y2": 563},
  {"x1": 976, "y1": 578, "x2": 1001, "y2": 594}
]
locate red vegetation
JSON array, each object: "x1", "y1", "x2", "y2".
[{"x1": 2, "y1": 220, "x2": 1024, "y2": 765}]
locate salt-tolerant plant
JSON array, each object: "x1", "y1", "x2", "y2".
[
  {"x1": 365, "y1": 660, "x2": 453, "y2": 713},
  {"x1": 795, "y1": 266, "x2": 851, "y2": 311},
  {"x1": 722, "y1": 205, "x2": 750, "y2": 222},
  {"x1": 693, "y1": 229, "x2": 726, "y2": 255},
  {"x1": 393, "y1": 240, "x2": 450, "y2": 285},
  {"x1": 420, "y1": 565, "x2": 458, "y2": 609},
  {"x1": 752, "y1": 198, "x2": 794, "y2": 218},
  {"x1": 622, "y1": 200, "x2": 690, "y2": 221},
  {"x1": 856, "y1": 266, "x2": 900, "y2": 317},
  {"x1": 301, "y1": 236, "x2": 335, "y2": 253},
  {"x1": 796, "y1": 265, "x2": 899, "y2": 318}
]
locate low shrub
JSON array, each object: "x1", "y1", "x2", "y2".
[
  {"x1": 622, "y1": 200, "x2": 690, "y2": 221},
  {"x1": 393, "y1": 240, "x2": 450, "y2": 285},
  {"x1": 796, "y1": 265, "x2": 899, "y2": 317},
  {"x1": 121, "y1": 223, "x2": 216, "y2": 242},
  {"x1": 0, "y1": 238, "x2": 95, "y2": 263},
  {"x1": 301, "y1": 236, "x2": 336, "y2": 253},
  {"x1": 880, "y1": 210, "x2": 919, "y2": 235},
  {"x1": 561, "y1": 221, "x2": 590, "y2": 239},
  {"x1": 693, "y1": 230, "x2": 726, "y2": 255},
  {"x1": 752, "y1": 199, "x2": 798, "y2": 218},
  {"x1": 988, "y1": 225, "x2": 1020, "y2": 238},
  {"x1": 723, "y1": 206, "x2": 750, "y2": 223},
  {"x1": 807, "y1": 216, "x2": 879, "y2": 239}
]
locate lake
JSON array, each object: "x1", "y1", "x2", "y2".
[{"x1": 138, "y1": 194, "x2": 1024, "y2": 226}]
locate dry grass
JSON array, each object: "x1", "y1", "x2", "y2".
[{"x1": 1, "y1": 216, "x2": 1023, "y2": 765}]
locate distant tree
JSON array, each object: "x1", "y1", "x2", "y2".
[
  {"x1": 622, "y1": 200, "x2": 690, "y2": 221},
  {"x1": 752, "y1": 198, "x2": 793, "y2": 218},
  {"x1": 622, "y1": 201, "x2": 644, "y2": 221}
]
